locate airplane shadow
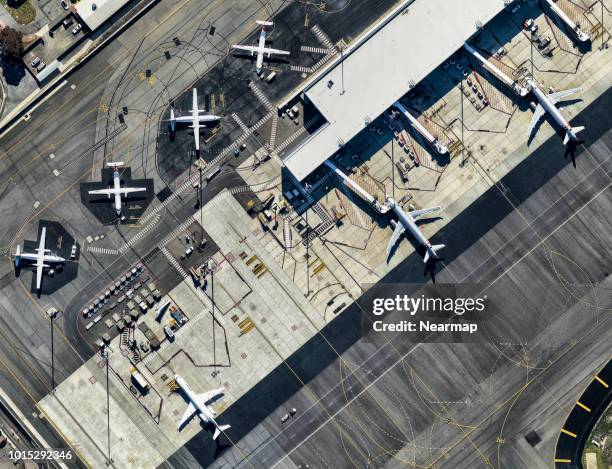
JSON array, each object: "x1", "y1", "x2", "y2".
[
  {"x1": 423, "y1": 256, "x2": 443, "y2": 284},
  {"x1": 564, "y1": 140, "x2": 580, "y2": 168},
  {"x1": 231, "y1": 52, "x2": 291, "y2": 69}
]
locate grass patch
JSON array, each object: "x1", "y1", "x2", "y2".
[{"x1": 1, "y1": 0, "x2": 36, "y2": 25}]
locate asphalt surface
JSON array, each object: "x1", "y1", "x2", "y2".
[
  {"x1": 0, "y1": 0, "x2": 607, "y2": 467},
  {"x1": 163, "y1": 88, "x2": 612, "y2": 468},
  {"x1": 155, "y1": 0, "x2": 400, "y2": 178}
]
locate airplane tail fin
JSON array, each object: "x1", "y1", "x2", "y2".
[
  {"x1": 424, "y1": 244, "x2": 445, "y2": 263},
  {"x1": 14, "y1": 245, "x2": 20, "y2": 267},
  {"x1": 564, "y1": 126, "x2": 585, "y2": 145},
  {"x1": 563, "y1": 132, "x2": 570, "y2": 145},
  {"x1": 213, "y1": 424, "x2": 231, "y2": 440},
  {"x1": 574, "y1": 126, "x2": 585, "y2": 135},
  {"x1": 256, "y1": 20, "x2": 274, "y2": 27},
  {"x1": 170, "y1": 108, "x2": 176, "y2": 132}
]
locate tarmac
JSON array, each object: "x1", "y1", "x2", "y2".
[
  {"x1": 0, "y1": 0, "x2": 608, "y2": 466},
  {"x1": 181, "y1": 86, "x2": 612, "y2": 469}
]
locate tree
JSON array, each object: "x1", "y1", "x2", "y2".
[{"x1": 0, "y1": 26, "x2": 24, "y2": 57}]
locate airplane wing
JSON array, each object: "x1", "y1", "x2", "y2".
[
  {"x1": 122, "y1": 187, "x2": 146, "y2": 196},
  {"x1": 386, "y1": 223, "x2": 405, "y2": 254},
  {"x1": 178, "y1": 402, "x2": 198, "y2": 429},
  {"x1": 262, "y1": 47, "x2": 290, "y2": 57},
  {"x1": 192, "y1": 88, "x2": 198, "y2": 112},
  {"x1": 197, "y1": 389, "x2": 224, "y2": 405},
  {"x1": 35, "y1": 228, "x2": 47, "y2": 290},
  {"x1": 232, "y1": 45, "x2": 259, "y2": 54},
  {"x1": 88, "y1": 188, "x2": 113, "y2": 196},
  {"x1": 548, "y1": 87, "x2": 581, "y2": 104},
  {"x1": 528, "y1": 104, "x2": 546, "y2": 138},
  {"x1": 409, "y1": 206, "x2": 441, "y2": 219}
]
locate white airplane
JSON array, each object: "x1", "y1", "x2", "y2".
[
  {"x1": 385, "y1": 197, "x2": 444, "y2": 263},
  {"x1": 170, "y1": 88, "x2": 221, "y2": 151},
  {"x1": 14, "y1": 227, "x2": 65, "y2": 291},
  {"x1": 527, "y1": 78, "x2": 584, "y2": 145},
  {"x1": 232, "y1": 20, "x2": 290, "y2": 75},
  {"x1": 88, "y1": 162, "x2": 146, "y2": 216},
  {"x1": 175, "y1": 374, "x2": 230, "y2": 440}
]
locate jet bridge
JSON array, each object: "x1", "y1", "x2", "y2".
[
  {"x1": 463, "y1": 42, "x2": 531, "y2": 97},
  {"x1": 324, "y1": 160, "x2": 389, "y2": 214},
  {"x1": 544, "y1": 0, "x2": 590, "y2": 42},
  {"x1": 393, "y1": 102, "x2": 449, "y2": 155}
]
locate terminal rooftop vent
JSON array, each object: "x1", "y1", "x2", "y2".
[{"x1": 92, "y1": 3, "x2": 97, "y2": 10}]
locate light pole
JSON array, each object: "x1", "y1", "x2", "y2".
[
  {"x1": 48, "y1": 308, "x2": 57, "y2": 393},
  {"x1": 530, "y1": 28, "x2": 534, "y2": 80},
  {"x1": 601, "y1": 0, "x2": 606, "y2": 51},
  {"x1": 195, "y1": 158, "x2": 205, "y2": 245},
  {"x1": 209, "y1": 259, "x2": 216, "y2": 372},
  {"x1": 459, "y1": 80, "x2": 466, "y2": 167},
  {"x1": 339, "y1": 43, "x2": 346, "y2": 95},
  {"x1": 101, "y1": 346, "x2": 113, "y2": 466}
]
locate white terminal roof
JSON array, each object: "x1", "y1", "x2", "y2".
[
  {"x1": 284, "y1": 0, "x2": 508, "y2": 181},
  {"x1": 75, "y1": 0, "x2": 129, "y2": 31}
]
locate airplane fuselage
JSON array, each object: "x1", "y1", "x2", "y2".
[
  {"x1": 18, "y1": 252, "x2": 64, "y2": 264},
  {"x1": 256, "y1": 29, "x2": 267, "y2": 73},
  {"x1": 388, "y1": 199, "x2": 432, "y2": 250},
  {"x1": 176, "y1": 375, "x2": 214, "y2": 424},
  {"x1": 529, "y1": 79, "x2": 580, "y2": 141},
  {"x1": 112, "y1": 170, "x2": 122, "y2": 215}
]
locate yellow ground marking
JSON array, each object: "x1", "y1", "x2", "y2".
[
  {"x1": 594, "y1": 375, "x2": 608, "y2": 387},
  {"x1": 560, "y1": 428, "x2": 577, "y2": 438},
  {"x1": 576, "y1": 401, "x2": 591, "y2": 412}
]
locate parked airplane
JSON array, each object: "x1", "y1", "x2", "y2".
[
  {"x1": 88, "y1": 162, "x2": 146, "y2": 216},
  {"x1": 175, "y1": 374, "x2": 230, "y2": 440},
  {"x1": 385, "y1": 197, "x2": 444, "y2": 263},
  {"x1": 527, "y1": 79, "x2": 584, "y2": 145},
  {"x1": 232, "y1": 20, "x2": 290, "y2": 74},
  {"x1": 14, "y1": 227, "x2": 65, "y2": 291},
  {"x1": 170, "y1": 88, "x2": 221, "y2": 151}
]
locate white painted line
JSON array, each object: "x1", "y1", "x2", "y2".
[
  {"x1": 0, "y1": 80, "x2": 68, "y2": 139},
  {"x1": 268, "y1": 344, "x2": 420, "y2": 468},
  {"x1": 487, "y1": 181, "x2": 612, "y2": 289}
]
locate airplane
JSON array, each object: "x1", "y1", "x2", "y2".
[
  {"x1": 232, "y1": 20, "x2": 290, "y2": 75},
  {"x1": 527, "y1": 78, "x2": 584, "y2": 145},
  {"x1": 88, "y1": 162, "x2": 146, "y2": 216},
  {"x1": 170, "y1": 88, "x2": 221, "y2": 151},
  {"x1": 14, "y1": 227, "x2": 65, "y2": 291},
  {"x1": 385, "y1": 197, "x2": 444, "y2": 263},
  {"x1": 174, "y1": 374, "x2": 230, "y2": 440}
]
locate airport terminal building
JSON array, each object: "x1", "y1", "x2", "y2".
[{"x1": 283, "y1": 0, "x2": 511, "y2": 181}]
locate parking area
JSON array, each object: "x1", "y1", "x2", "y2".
[
  {"x1": 77, "y1": 262, "x2": 164, "y2": 348},
  {"x1": 23, "y1": 13, "x2": 86, "y2": 81}
]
